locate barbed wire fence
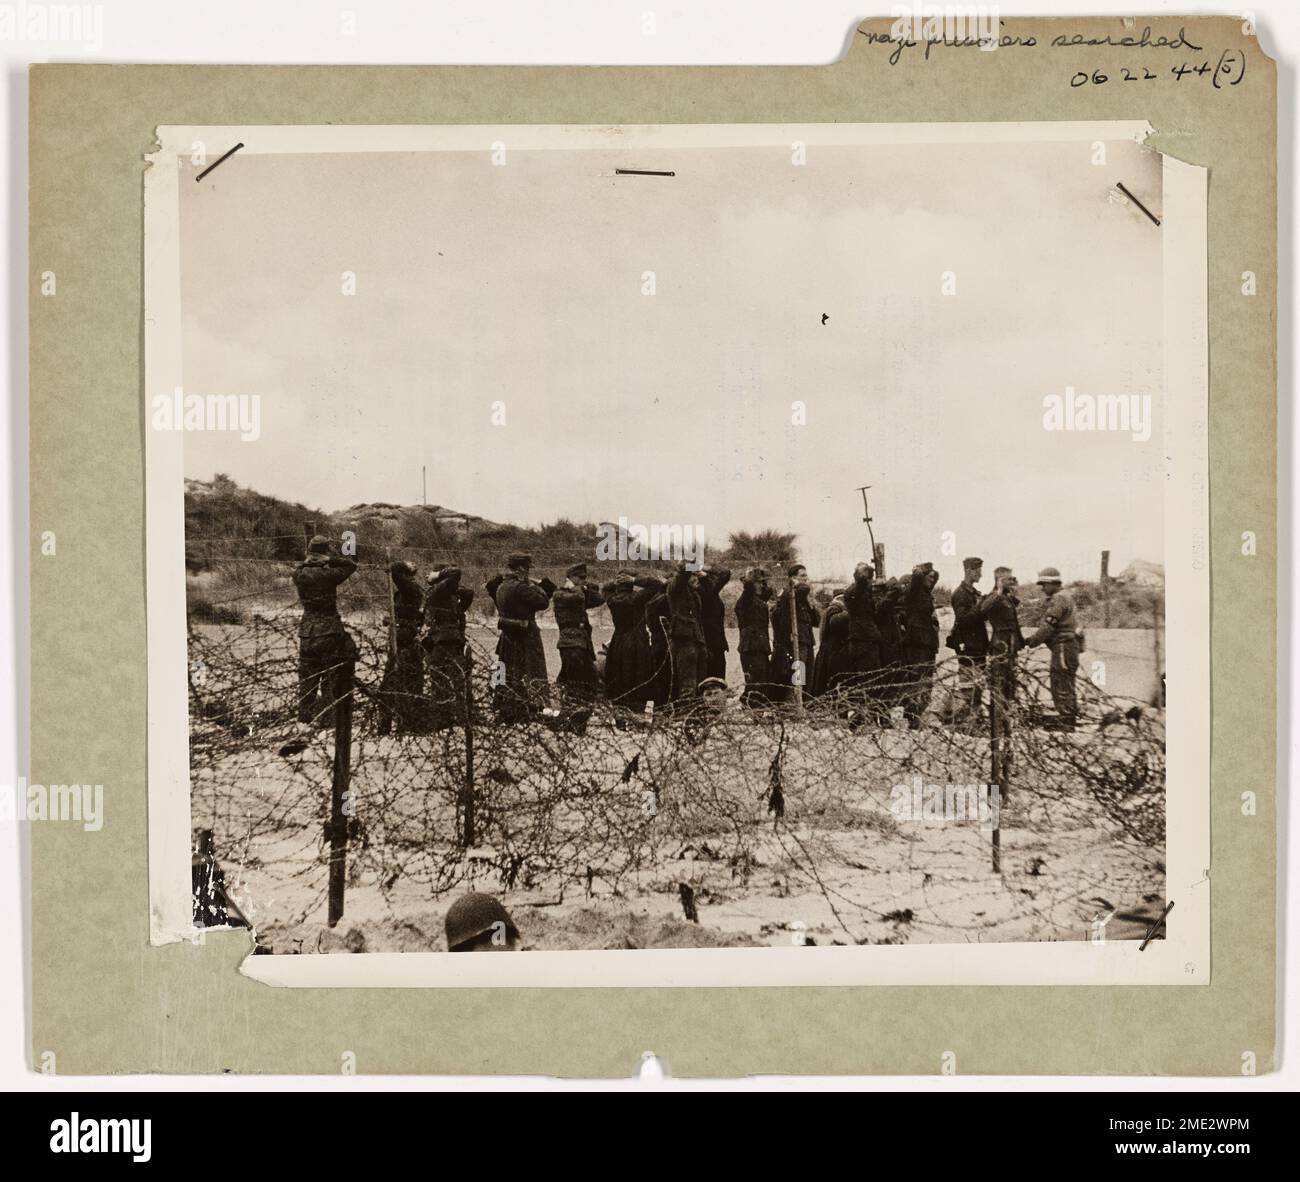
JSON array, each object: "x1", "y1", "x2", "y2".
[{"x1": 186, "y1": 555, "x2": 1167, "y2": 949}]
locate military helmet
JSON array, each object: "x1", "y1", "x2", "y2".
[
  {"x1": 307, "y1": 534, "x2": 331, "y2": 555},
  {"x1": 444, "y1": 892, "x2": 518, "y2": 951},
  {"x1": 1036, "y1": 566, "x2": 1063, "y2": 585}
]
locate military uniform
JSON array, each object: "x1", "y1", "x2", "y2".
[
  {"x1": 948, "y1": 569, "x2": 990, "y2": 725},
  {"x1": 1026, "y1": 580, "x2": 1080, "y2": 726},
  {"x1": 644, "y1": 589, "x2": 674, "y2": 708},
  {"x1": 292, "y1": 543, "x2": 358, "y2": 726},
  {"x1": 770, "y1": 583, "x2": 820, "y2": 701},
  {"x1": 697, "y1": 567, "x2": 732, "y2": 681},
  {"x1": 980, "y1": 585, "x2": 1026, "y2": 733},
  {"x1": 378, "y1": 562, "x2": 427, "y2": 735},
  {"x1": 874, "y1": 579, "x2": 906, "y2": 720},
  {"x1": 602, "y1": 574, "x2": 664, "y2": 709},
  {"x1": 810, "y1": 593, "x2": 849, "y2": 698},
  {"x1": 839, "y1": 572, "x2": 882, "y2": 699},
  {"x1": 422, "y1": 566, "x2": 475, "y2": 729},
  {"x1": 552, "y1": 565, "x2": 605, "y2": 730},
  {"x1": 901, "y1": 565, "x2": 940, "y2": 728},
  {"x1": 666, "y1": 566, "x2": 708, "y2": 702},
  {"x1": 491, "y1": 559, "x2": 555, "y2": 723},
  {"x1": 734, "y1": 573, "x2": 773, "y2": 706}
]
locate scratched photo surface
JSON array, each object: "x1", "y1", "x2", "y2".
[{"x1": 169, "y1": 130, "x2": 1169, "y2": 959}]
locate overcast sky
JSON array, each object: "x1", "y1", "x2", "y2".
[{"x1": 180, "y1": 134, "x2": 1164, "y2": 581}]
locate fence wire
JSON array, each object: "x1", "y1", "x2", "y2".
[{"x1": 186, "y1": 571, "x2": 1166, "y2": 949}]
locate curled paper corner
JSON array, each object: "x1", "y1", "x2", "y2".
[{"x1": 142, "y1": 129, "x2": 163, "y2": 172}]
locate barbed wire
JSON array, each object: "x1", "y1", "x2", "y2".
[{"x1": 186, "y1": 559, "x2": 1165, "y2": 951}]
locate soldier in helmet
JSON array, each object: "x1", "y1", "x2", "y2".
[
  {"x1": 551, "y1": 562, "x2": 605, "y2": 731},
  {"x1": 377, "y1": 560, "x2": 426, "y2": 736},
  {"x1": 1024, "y1": 566, "x2": 1081, "y2": 729},
  {"x1": 421, "y1": 565, "x2": 475, "y2": 730},
  {"x1": 489, "y1": 552, "x2": 555, "y2": 723},
  {"x1": 443, "y1": 892, "x2": 520, "y2": 952},
  {"x1": 292, "y1": 535, "x2": 358, "y2": 727}
]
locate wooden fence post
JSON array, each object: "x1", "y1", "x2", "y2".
[
  {"x1": 988, "y1": 659, "x2": 1010, "y2": 875},
  {"x1": 1100, "y1": 549, "x2": 1111, "y2": 627},
  {"x1": 327, "y1": 660, "x2": 354, "y2": 927},
  {"x1": 788, "y1": 576, "x2": 803, "y2": 713},
  {"x1": 1152, "y1": 595, "x2": 1164, "y2": 706},
  {"x1": 461, "y1": 645, "x2": 476, "y2": 848}
]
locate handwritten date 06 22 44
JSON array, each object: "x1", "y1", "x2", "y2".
[{"x1": 1070, "y1": 49, "x2": 1246, "y2": 89}]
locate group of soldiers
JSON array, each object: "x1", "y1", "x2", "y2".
[{"x1": 292, "y1": 536, "x2": 1084, "y2": 736}]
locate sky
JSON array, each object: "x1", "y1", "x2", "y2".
[{"x1": 179, "y1": 133, "x2": 1164, "y2": 581}]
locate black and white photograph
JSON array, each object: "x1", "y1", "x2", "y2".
[{"x1": 144, "y1": 122, "x2": 1208, "y2": 986}]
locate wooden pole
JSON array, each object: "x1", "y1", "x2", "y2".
[
  {"x1": 327, "y1": 661, "x2": 354, "y2": 927},
  {"x1": 385, "y1": 547, "x2": 397, "y2": 659},
  {"x1": 1100, "y1": 550, "x2": 1111, "y2": 627},
  {"x1": 873, "y1": 542, "x2": 887, "y2": 581},
  {"x1": 1152, "y1": 595, "x2": 1164, "y2": 706},
  {"x1": 989, "y1": 668, "x2": 1001, "y2": 874},
  {"x1": 461, "y1": 644, "x2": 476, "y2": 848},
  {"x1": 787, "y1": 575, "x2": 803, "y2": 712}
]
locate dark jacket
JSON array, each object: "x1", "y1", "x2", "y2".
[
  {"x1": 771, "y1": 587, "x2": 820, "y2": 656},
  {"x1": 293, "y1": 555, "x2": 357, "y2": 638},
  {"x1": 876, "y1": 585, "x2": 905, "y2": 666},
  {"x1": 810, "y1": 597, "x2": 850, "y2": 696},
  {"x1": 388, "y1": 563, "x2": 425, "y2": 648},
  {"x1": 949, "y1": 580, "x2": 989, "y2": 657},
  {"x1": 602, "y1": 575, "x2": 664, "y2": 704},
  {"x1": 423, "y1": 567, "x2": 474, "y2": 648},
  {"x1": 1025, "y1": 589, "x2": 1079, "y2": 647},
  {"x1": 734, "y1": 577, "x2": 773, "y2": 655},
  {"x1": 493, "y1": 571, "x2": 554, "y2": 680},
  {"x1": 697, "y1": 568, "x2": 732, "y2": 654},
  {"x1": 644, "y1": 589, "x2": 674, "y2": 705},
  {"x1": 903, "y1": 569, "x2": 940, "y2": 655},
  {"x1": 552, "y1": 583, "x2": 605, "y2": 654},
  {"x1": 843, "y1": 575, "x2": 881, "y2": 645},
  {"x1": 667, "y1": 568, "x2": 706, "y2": 645},
  {"x1": 981, "y1": 590, "x2": 1026, "y2": 655}
]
